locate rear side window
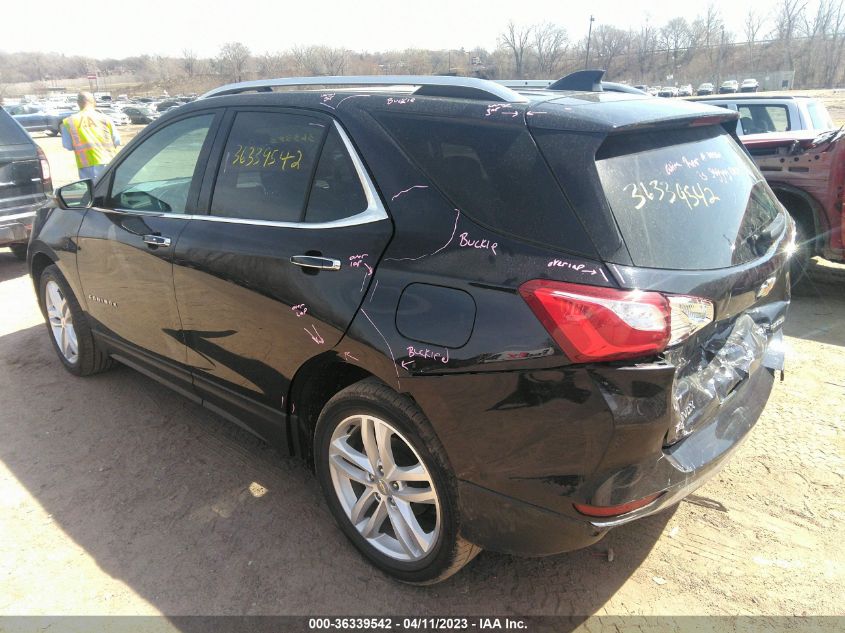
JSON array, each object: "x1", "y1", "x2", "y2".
[
  {"x1": 806, "y1": 101, "x2": 834, "y2": 130},
  {"x1": 0, "y1": 110, "x2": 30, "y2": 145},
  {"x1": 304, "y1": 126, "x2": 368, "y2": 223},
  {"x1": 596, "y1": 127, "x2": 783, "y2": 270},
  {"x1": 374, "y1": 112, "x2": 595, "y2": 255},
  {"x1": 737, "y1": 105, "x2": 790, "y2": 134},
  {"x1": 211, "y1": 111, "x2": 326, "y2": 222}
]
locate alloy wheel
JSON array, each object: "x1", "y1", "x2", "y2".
[
  {"x1": 44, "y1": 280, "x2": 79, "y2": 364},
  {"x1": 328, "y1": 414, "x2": 441, "y2": 562}
]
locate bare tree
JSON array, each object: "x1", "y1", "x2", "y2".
[
  {"x1": 319, "y1": 47, "x2": 347, "y2": 75},
  {"x1": 533, "y1": 23, "x2": 568, "y2": 76},
  {"x1": 820, "y1": 0, "x2": 845, "y2": 86},
  {"x1": 499, "y1": 21, "x2": 533, "y2": 78},
  {"x1": 774, "y1": 0, "x2": 808, "y2": 70},
  {"x1": 291, "y1": 46, "x2": 324, "y2": 75},
  {"x1": 744, "y1": 9, "x2": 766, "y2": 70},
  {"x1": 256, "y1": 52, "x2": 288, "y2": 77},
  {"x1": 700, "y1": 3, "x2": 723, "y2": 68},
  {"x1": 633, "y1": 22, "x2": 658, "y2": 82},
  {"x1": 660, "y1": 18, "x2": 695, "y2": 81},
  {"x1": 181, "y1": 49, "x2": 197, "y2": 77},
  {"x1": 217, "y1": 42, "x2": 250, "y2": 82},
  {"x1": 592, "y1": 25, "x2": 630, "y2": 77},
  {"x1": 403, "y1": 49, "x2": 434, "y2": 75}
]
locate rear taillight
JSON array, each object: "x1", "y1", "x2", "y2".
[
  {"x1": 36, "y1": 146, "x2": 52, "y2": 191},
  {"x1": 519, "y1": 280, "x2": 713, "y2": 363}
]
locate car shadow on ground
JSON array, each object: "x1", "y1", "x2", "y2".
[
  {"x1": 0, "y1": 250, "x2": 27, "y2": 283},
  {"x1": 0, "y1": 321, "x2": 674, "y2": 618}
]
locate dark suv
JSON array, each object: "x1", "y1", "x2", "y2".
[
  {"x1": 1, "y1": 108, "x2": 52, "y2": 259},
  {"x1": 27, "y1": 76, "x2": 792, "y2": 584}
]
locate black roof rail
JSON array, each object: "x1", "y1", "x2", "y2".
[{"x1": 200, "y1": 76, "x2": 529, "y2": 103}]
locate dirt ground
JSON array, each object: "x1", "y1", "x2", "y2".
[
  {"x1": 1, "y1": 254, "x2": 843, "y2": 624},
  {"x1": 1, "y1": 105, "x2": 844, "y2": 626}
]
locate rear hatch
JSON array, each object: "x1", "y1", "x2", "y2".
[
  {"x1": 0, "y1": 110, "x2": 47, "y2": 214},
  {"x1": 529, "y1": 93, "x2": 791, "y2": 445}
]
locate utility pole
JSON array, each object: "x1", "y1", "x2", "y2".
[{"x1": 584, "y1": 15, "x2": 596, "y2": 69}]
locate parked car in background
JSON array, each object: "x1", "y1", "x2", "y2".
[
  {"x1": 686, "y1": 94, "x2": 836, "y2": 137},
  {"x1": 696, "y1": 82, "x2": 715, "y2": 95},
  {"x1": 3, "y1": 104, "x2": 73, "y2": 136},
  {"x1": 120, "y1": 106, "x2": 160, "y2": 124},
  {"x1": 647, "y1": 86, "x2": 660, "y2": 96},
  {"x1": 677, "y1": 84, "x2": 693, "y2": 97},
  {"x1": 28, "y1": 75, "x2": 791, "y2": 584},
  {"x1": 658, "y1": 86, "x2": 678, "y2": 97},
  {"x1": 741, "y1": 78, "x2": 760, "y2": 93},
  {"x1": 99, "y1": 107, "x2": 131, "y2": 126},
  {"x1": 742, "y1": 129, "x2": 845, "y2": 274},
  {"x1": 720, "y1": 80, "x2": 739, "y2": 93},
  {"x1": 0, "y1": 108, "x2": 52, "y2": 259},
  {"x1": 155, "y1": 99, "x2": 186, "y2": 112}
]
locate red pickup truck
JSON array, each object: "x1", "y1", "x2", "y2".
[{"x1": 743, "y1": 129, "x2": 845, "y2": 270}]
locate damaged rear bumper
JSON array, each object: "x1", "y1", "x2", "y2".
[{"x1": 588, "y1": 362, "x2": 775, "y2": 530}]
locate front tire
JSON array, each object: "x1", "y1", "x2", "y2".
[
  {"x1": 315, "y1": 379, "x2": 480, "y2": 584},
  {"x1": 39, "y1": 265, "x2": 112, "y2": 376}
]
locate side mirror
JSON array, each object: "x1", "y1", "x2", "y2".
[{"x1": 57, "y1": 180, "x2": 93, "y2": 209}]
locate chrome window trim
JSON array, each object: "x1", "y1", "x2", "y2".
[{"x1": 110, "y1": 120, "x2": 387, "y2": 229}]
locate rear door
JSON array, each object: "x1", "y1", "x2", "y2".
[
  {"x1": 77, "y1": 110, "x2": 221, "y2": 392},
  {"x1": 173, "y1": 107, "x2": 392, "y2": 442}
]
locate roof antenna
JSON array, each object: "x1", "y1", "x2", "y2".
[{"x1": 548, "y1": 70, "x2": 606, "y2": 92}]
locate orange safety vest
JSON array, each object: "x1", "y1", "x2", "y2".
[{"x1": 63, "y1": 109, "x2": 117, "y2": 169}]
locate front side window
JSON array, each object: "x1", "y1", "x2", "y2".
[
  {"x1": 109, "y1": 114, "x2": 214, "y2": 213},
  {"x1": 211, "y1": 111, "x2": 327, "y2": 223}
]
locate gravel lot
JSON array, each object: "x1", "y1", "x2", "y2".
[{"x1": 0, "y1": 124, "x2": 843, "y2": 624}]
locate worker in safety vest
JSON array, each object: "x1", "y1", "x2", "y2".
[{"x1": 61, "y1": 92, "x2": 121, "y2": 180}]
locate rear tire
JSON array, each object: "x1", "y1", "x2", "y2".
[
  {"x1": 314, "y1": 379, "x2": 481, "y2": 584},
  {"x1": 39, "y1": 264, "x2": 112, "y2": 376},
  {"x1": 789, "y1": 215, "x2": 814, "y2": 286}
]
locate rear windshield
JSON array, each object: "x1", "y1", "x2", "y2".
[
  {"x1": 596, "y1": 127, "x2": 783, "y2": 269},
  {"x1": 0, "y1": 110, "x2": 31, "y2": 145}
]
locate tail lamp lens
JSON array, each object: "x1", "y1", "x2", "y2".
[
  {"x1": 574, "y1": 492, "x2": 664, "y2": 518},
  {"x1": 36, "y1": 146, "x2": 52, "y2": 189},
  {"x1": 519, "y1": 280, "x2": 713, "y2": 363}
]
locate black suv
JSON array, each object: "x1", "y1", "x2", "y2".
[
  {"x1": 27, "y1": 75, "x2": 792, "y2": 584},
  {"x1": 1, "y1": 108, "x2": 52, "y2": 259}
]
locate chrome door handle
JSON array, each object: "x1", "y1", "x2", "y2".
[
  {"x1": 290, "y1": 255, "x2": 341, "y2": 270},
  {"x1": 143, "y1": 234, "x2": 171, "y2": 247}
]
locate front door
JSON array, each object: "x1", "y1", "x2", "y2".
[
  {"x1": 173, "y1": 109, "x2": 393, "y2": 443},
  {"x1": 77, "y1": 112, "x2": 219, "y2": 391}
]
